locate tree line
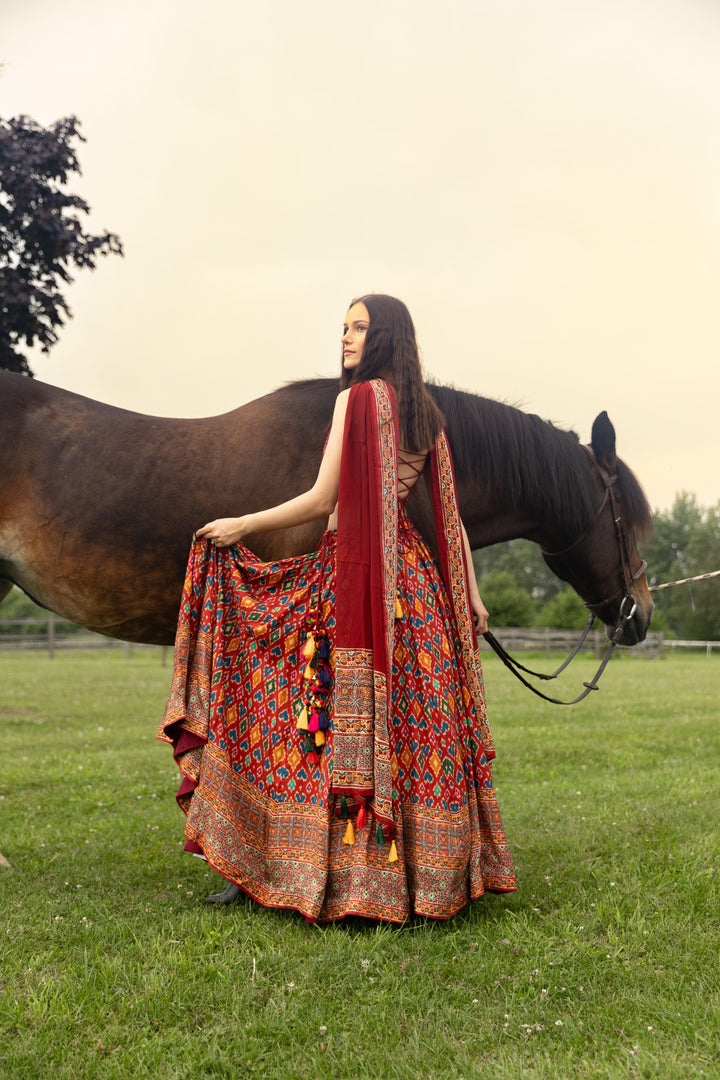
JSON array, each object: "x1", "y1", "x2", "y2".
[{"x1": 473, "y1": 491, "x2": 720, "y2": 638}]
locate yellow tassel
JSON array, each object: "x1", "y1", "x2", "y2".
[
  {"x1": 395, "y1": 595, "x2": 403, "y2": 619},
  {"x1": 296, "y1": 706, "x2": 308, "y2": 731},
  {"x1": 388, "y1": 840, "x2": 398, "y2": 864},
  {"x1": 302, "y1": 633, "x2": 316, "y2": 660},
  {"x1": 342, "y1": 819, "x2": 355, "y2": 846},
  {"x1": 303, "y1": 661, "x2": 315, "y2": 681},
  {"x1": 314, "y1": 729, "x2": 325, "y2": 747}
]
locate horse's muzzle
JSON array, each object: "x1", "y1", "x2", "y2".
[{"x1": 603, "y1": 596, "x2": 654, "y2": 646}]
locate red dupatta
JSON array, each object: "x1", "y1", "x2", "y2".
[
  {"x1": 332, "y1": 380, "x2": 493, "y2": 846},
  {"x1": 333, "y1": 380, "x2": 399, "y2": 840}
]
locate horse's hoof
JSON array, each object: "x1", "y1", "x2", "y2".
[{"x1": 206, "y1": 882, "x2": 242, "y2": 905}]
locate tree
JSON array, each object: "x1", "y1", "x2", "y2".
[
  {"x1": 468, "y1": 494, "x2": 720, "y2": 635},
  {"x1": 476, "y1": 570, "x2": 535, "y2": 627},
  {"x1": 473, "y1": 538, "x2": 562, "y2": 606},
  {"x1": 644, "y1": 494, "x2": 720, "y2": 639},
  {"x1": 536, "y1": 587, "x2": 588, "y2": 630},
  {"x1": 0, "y1": 114, "x2": 123, "y2": 375}
]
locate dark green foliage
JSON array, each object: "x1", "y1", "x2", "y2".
[
  {"x1": 470, "y1": 500, "x2": 720, "y2": 636},
  {"x1": 0, "y1": 114, "x2": 123, "y2": 375},
  {"x1": 473, "y1": 539, "x2": 561, "y2": 606},
  {"x1": 476, "y1": 570, "x2": 535, "y2": 627},
  {"x1": 0, "y1": 585, "x2": 84, "y2": 635},
  {"x1": 0, "y1": 585, "x2": 48, "y2": 633},
  {"x1": 644, "y1": 493, "x2": 720, "y2": 639},
  {"x1": 536, "y1": 588, "x2": 588, "y2": 630}
]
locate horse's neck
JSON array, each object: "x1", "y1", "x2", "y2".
[
  {"x1": 458, "y1": 481, "x2": 541, "y2": 550},
  {"x1": 449, "y1": 418, "x2": 590, "y2": 552}
]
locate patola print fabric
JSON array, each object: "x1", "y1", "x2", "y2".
[{"x1": 159, "y1": 381, "x2": 515, "y2": 921}]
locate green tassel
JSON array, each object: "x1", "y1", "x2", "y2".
[
  {"x1": 376, "y1": 822, "x2": 384, "y2": 845},
  {"x1": 340, "y1": 794, "x2": 348, "y2": 819},
  {"x1": 304, "y1": 734, "x2": 314, "y2": 755}
]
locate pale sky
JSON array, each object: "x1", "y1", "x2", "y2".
[{"x1": 3, "y1": 0, "x2": 720, "y2": 511}]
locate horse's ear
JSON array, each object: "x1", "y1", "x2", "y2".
[{"x1": 591, "y1": 411, "x2": 617, "y2": 473}]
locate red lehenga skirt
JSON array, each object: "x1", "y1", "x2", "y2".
[{"x1": 158, "y1": 509, "x2": 516, "y2": 922}]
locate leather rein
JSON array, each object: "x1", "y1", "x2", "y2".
[{"x1": 481, "y1": 445, "x2": 647, "y2": 706}]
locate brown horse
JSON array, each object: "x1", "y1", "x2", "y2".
[{"x1": 0, "y1": 371, "x2": 654, "y2": 646}]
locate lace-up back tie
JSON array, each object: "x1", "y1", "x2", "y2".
[{"x1": 397, "y1": 448, "x2": 428, "y2": 501}]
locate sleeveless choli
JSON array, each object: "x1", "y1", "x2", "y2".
[{"x1": 159, "y1": 389, "x2": 515, "y2": 922}]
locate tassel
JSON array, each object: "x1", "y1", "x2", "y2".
[
  {"x1": 318, "y1": 638, "x2": 330, "y2": 660},
  {"x1": 303, "y1": 660, "x2": 317, "y2": 681},
  {"x1": 388, "y1": 840, "x2": 398, "y2": 864},
  {"x1": 314, "y1": 729, "x2": 325, "y2": 747},
  {"x1": 356, "y1": 804, "x2": 367, "y2": 831},
  {"x1": 304, "y1": 734, "x2": 314, "y2": 755},
  {"x1": 340, "y1": 794, "x2": 349, "y2": 819},
  {"x1": 317, "y1": 709, "x2": 328, "y2": 731},
  {"x1": 375, "y1": 822, "x2": 384, "y2": 845},
  {"x1": 302, "y1": 633, "x2": 316, "y2": 660},
  {"x1": 318, "y1": 667, "x2": 331, "y2": 686},
  {"x1": 308, "y1": 710, "x2": 320, "y2": 733},
  {"x1": 296, "y1": 706, "x2": 308, "y2": 731},
  {"x1": 342, "y1": 819, "x2": 355, "y2": 846},
  {"x1": 395, "y1": 594, "x2": 403, "y2": 619},
  {"x1": 307, "y1": 749, "x2": 320, "y2": 766}
]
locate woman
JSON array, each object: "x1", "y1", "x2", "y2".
[{"x1": 158, "y1": 294, "x2": 515, "y2": 922}]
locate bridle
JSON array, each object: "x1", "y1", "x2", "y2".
[
  {"x1": 482, "y1": 444, "x2": 648, "y2": 705},
  {"x1": 541, "y1": 444, "x2": 648, "y2": 616}
]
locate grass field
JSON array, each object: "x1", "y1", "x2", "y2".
[{"x1": 0, "y1": 648, "x2": 718, "y2": 1079}]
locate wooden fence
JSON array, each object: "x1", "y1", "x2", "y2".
[
  {"x1": 0, "y1": 617, "x2": 688, "y2": 660},
  {"x1": 476, "y1": 627, "x2": 667, "y2": 659},
  {"x1": 0, "y1": 617, "x2": 168, "y2": 661}
]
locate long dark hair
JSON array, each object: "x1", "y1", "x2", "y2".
[{"x1": 339, "y1": 293, "x2": 445, "y2": 451}]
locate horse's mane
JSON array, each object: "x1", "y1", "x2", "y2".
[
  {"x1": 282, "y1": 378, "x2": 652, "y2": 538},
  {"x1": 428, "y1": 383, "x2": 652, "y2": 537}
]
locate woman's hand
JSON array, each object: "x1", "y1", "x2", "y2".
[
  {"x1": 196, "y1": 517, "x2": 250, "y2": 548},
  {"x1": 471, "y1": 593, "x2": 489, "y2": 636}
]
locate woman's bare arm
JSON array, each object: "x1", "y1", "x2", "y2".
[
  {"x1": 197, "y1": 390, "x2": 350, "y2": 547},
  {"x1": 461, "y1": 522, "x2": 489, "y2": 634}
]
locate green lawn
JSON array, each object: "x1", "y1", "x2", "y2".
[{"x1": 0, "y1": 648, "x2": 718, "y2": 1079}]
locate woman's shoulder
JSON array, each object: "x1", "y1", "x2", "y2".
[{"x1": 337, "y1": 380, "x2": 394, "y2": 411}]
